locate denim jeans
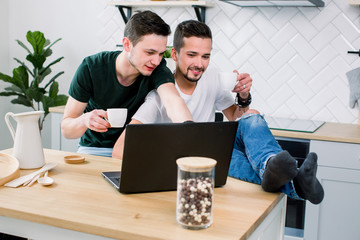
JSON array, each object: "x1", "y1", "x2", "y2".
[
  {"x1": 228, "y1": 114, "x2": 302, "y2": 200},
  {"x1": 77, "y1": 145, "x2": 113, "y2": 157}
]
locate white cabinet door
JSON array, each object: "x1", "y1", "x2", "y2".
[
  {"x1": 51, "y1": 113, "x2": 79, "y2": 152},
  {"x1": 305, "y1": 140, "x2": 360, "y2": 240}
]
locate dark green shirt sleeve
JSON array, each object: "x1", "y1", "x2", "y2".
[{"x1": 68, "y1": 58, "x2": 93, "y2": 103}]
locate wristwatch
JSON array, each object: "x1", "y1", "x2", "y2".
[{"x1": 235, "y1": 93, "x2": 252, "y2": 108}]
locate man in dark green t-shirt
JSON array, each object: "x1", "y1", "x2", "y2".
[{"x1": 61, "y1": 11, "x2": 192, "y2": 157}]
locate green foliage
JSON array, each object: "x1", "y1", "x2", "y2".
[
  {"x1": 163, "y1": 46, "x2": 172, "y2": 58},
  {"x1": 0, "y1": 31, "x2": 68, "y2": 130}
]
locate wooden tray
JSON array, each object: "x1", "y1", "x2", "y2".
[{"x1": 0, "y1": 153, "x2": 20, "y2": 186}]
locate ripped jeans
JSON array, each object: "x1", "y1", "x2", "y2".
[{"x1": 228, "y1": 114, "x2": 301, "y2": 200}]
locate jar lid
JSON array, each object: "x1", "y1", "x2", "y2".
[{"x1": 176, "y1": 157, "x2": 217, "y2": 172}]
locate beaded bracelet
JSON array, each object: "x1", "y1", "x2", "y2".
[{"x1": 235, "y1": 93, "x2": 252, "y2": 108}]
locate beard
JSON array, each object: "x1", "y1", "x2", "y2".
[{"x1": 182, "y1": 67, "x2": 204, "y2": 83}]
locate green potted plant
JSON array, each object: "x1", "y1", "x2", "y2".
[
  {"x1": 164, "y1": 46, "x2": 176, "y2": 72},
  {"x1": 163, "y1": 46, "x2": 172, "y2": 58},
  {"x1": 0, "y1": 30, "x2": 68, "y2": 131}
]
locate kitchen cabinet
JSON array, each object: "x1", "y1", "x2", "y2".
[
  {"x1": 50, "y1": 110, "x2": 79, "y2": 153},
  {"x1": 304, "y1": 140, "x2": 360, "y2": 240}
]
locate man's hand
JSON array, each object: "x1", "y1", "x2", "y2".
[
  {"x1": 232, "y1": 71, "x2": 252, "y2": 99},
  {"x1": 83, "y1": 109, "x2": 111, "y2": 132},
  {"x1": 61, "y1": 96, "x2": 111, "y2": 139}
]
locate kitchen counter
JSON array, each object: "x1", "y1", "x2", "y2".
[
  {"x1": 271, "y1": 122, "x2": 360, "y2": 144},
  {"x1": 0, "y1": 148, "x2": 286, "y2": 240},
  {"x1": 49, "y1": 106, "x2": 360, "y2": 144}
]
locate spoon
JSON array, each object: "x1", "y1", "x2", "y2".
[{"x1": 37, "y1": 171, "x2": 54, "y2": 186}]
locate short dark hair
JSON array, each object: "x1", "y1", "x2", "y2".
[
  {"x1": 173, "y1": 20, "x2": 212, "y2": 52},
  {"x1": 124, "y1": 10, "x2": 171, "y2": 46}
]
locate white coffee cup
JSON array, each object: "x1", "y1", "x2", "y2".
[
  {"x1": 107, "y1": 108, "x2": 127, "y2": 128},
  {"x1": 218, "y1": 72, "x2": 237, "y2": 91}
]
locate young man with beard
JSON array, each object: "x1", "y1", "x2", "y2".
[
  {"x1": 61, "y1": 11, "x2": 192, "y2": 157},
  {"x1": 114, "y1": 20, "x2": 324, "y2": 204}
]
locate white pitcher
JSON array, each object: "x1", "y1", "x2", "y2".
[{"x1": 5, "y1": 111, "x2": 45, "y2": 169}]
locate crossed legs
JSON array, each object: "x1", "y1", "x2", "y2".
[{"x1": 229, "y1": 113, "x2": 324, "y2": 204}]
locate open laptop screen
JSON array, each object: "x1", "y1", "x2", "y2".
[{"x1": 103, "y1": 121, "x2": 238, "y2": 194}]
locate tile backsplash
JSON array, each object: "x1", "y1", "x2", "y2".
[{"x1": 104, "y1": 0, "x2": 360, "y2": 123}]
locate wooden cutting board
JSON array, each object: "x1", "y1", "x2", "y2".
[{"x1": 0, "y1": 153, "x2": 20, "y2": 186}]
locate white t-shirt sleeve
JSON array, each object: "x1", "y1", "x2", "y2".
[
  {"x1": 215, "y1": 90, "x2": 235, "y2": 111},
  {"x1": 132, "y1": 90, "x2": 162, "y2": 124}
]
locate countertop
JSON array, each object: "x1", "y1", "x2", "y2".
[
  {"x1": 0, "y1": 148, "x2": 284, "y2": 240},
  {"x1": 50, "y1": 106, "x2": 360, "y2": 144},
  {"x1": 271, "y1": 122, "x2": 360, "y2": 144}
]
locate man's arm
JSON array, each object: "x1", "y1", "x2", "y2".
[
  {"x1": 112, "y1": 119, "x2": 142, "y2": 159},
  {"x1": 61, "y1": 96, "x2": 110, "y2": 139},
  {"x1": 223, "y1": 105, "x2": 249, "y2": 121},
  {"x1": 156, "y1": 82, "x2": 192, "y2": 123}
]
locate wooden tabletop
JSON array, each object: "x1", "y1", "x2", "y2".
[{"x1": 0, "y1": 148, "x2": 283, "y2": 240}]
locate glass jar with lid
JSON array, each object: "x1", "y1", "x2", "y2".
[{"x1": 176, "y1": 156, "x2": 217, "y2": 230}]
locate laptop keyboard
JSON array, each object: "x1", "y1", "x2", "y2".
[{"x1": 113, "y1": 177, "x2": 120, "y2": 185}]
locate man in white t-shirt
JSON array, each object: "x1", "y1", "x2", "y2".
[{"x1": 113, "y1": 20, "x2": 324, "y2": 204}]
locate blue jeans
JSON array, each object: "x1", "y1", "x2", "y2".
[
  {"x1": 77, "y1": 145, "x2": 113, "y2": 157},
  {"x1": 228, "y1": 114, "x2": 302, "y2": 200}
]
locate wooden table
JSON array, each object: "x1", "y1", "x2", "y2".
[{"x1": 0, "y1": 148, "x2": 286, "y2": 240}]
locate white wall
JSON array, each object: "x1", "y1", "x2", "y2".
[
  {"x1": 0, "y1": 0, "x2": 11, "y2": 149},
  {"x1": 1, "y1": 0, "x2": 360, "y2": 150},
  {"x1": 1, "y1": 0, "x2": 108, "y2": 150}
]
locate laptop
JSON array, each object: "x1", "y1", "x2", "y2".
[{"x1": 102, "y1": 121, "x2": 238, "y2": 194}]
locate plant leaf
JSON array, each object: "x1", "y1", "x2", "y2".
[
  {"x1": 49, "y1": 81, "x2": 59, "y2": 98},
  {"x1": 44, "y1": 71, "x2": 64, "y2": 89},
  {"x1": 43, "y1": 38, "x2": 62, "y2": 58},
  {"x1": 44, "y1": 38, "x2": 61, "y2": 57},
  {"x1": 43, "y1": 48, "x2": 53, "y2": 58},
  {"x1": 43, "y1": 39, "x2": 50, "y2": 48},
  {"x1": 5, "y1": 85, "x2": 23, "y2": 93},
  {"x1": 38, "y1": 67, "x2": 52, "y2": 84},
  {"x1": 13, "y1": 58, "x2": 34, "y2": 78},
  {"x1": 26, "y1": 87, "x2": 45, "y2": 102},
  {"x1": 163, "y1": 46, "x2": 172, "y2": 58},
  {"x1": 40, "y1": 57, "x2": 64, "y2": 75},
  {"x1": 0, "y1": 91, "x2": 23, "y2": 97},
  {"x1": 16, "y1": 40, "x2": 32, "y2": 55},
  {"x1": 11, "y1": 95, "x2": 33, "y2": 107},
  {"x1": 47, "y1": 38, "x2": 61, "y2": 49},
  {"x1": 53, "y1": 94, "x2": 68, "y2": 106},
  {"x1": 0, "y1": 72, "x2": 14, "y2": 84},
  {"x1": 26, "y1": 53, "x2": 46, "y2": 69},
  {"x1": 12, "y1": 66, "x2": 28, "y2": 90},
  {"x1": 41, "y1": 95, "x2": 53, "y2": 115},
  {"x1": 26, "y1": 31, "x2": 45, "y2": 55}
]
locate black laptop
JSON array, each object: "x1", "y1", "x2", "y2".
[{"x1": 102, "y1": 121, "x2": 238, "y2": 194}]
